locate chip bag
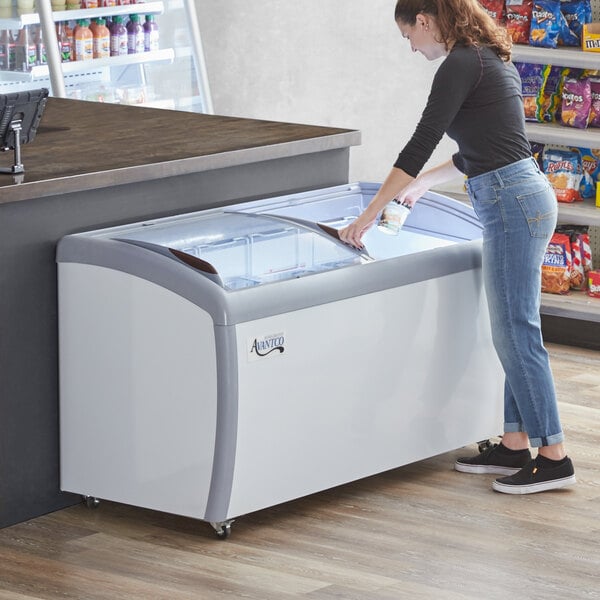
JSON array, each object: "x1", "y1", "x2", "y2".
[
  {"x1": 561, "y1": 77, "x2": 592, "y2": 128},
  {"x1": 478, "y1": 0, "x2": 505, "y2": 24},
  {"x1": 529, "y1": 0, "x2": 562, "y2": 48},
  {"x1": 560, "y1": 0, "x2": 592, "y2": 46},
  {"x1": 506, "y1": 0, "x2": 534, "y2": 44},
  {"x1": 589, "y1": 78, "x2": 600, "y2": 127},
  {"x1": 569, "y1": 147, "x2": 600, "y2": 198},
  {"x1": 515, "y1": 62, "x2": 545, "y2": 121},
  {"x1": 543, "y1": 149, "x2": 583, "y2": 202},
  {"x1": 542, "y1": 232, "x2": 572, "y2": 294},
  {"x1": 538, "y1": 64, "x2": 570, "y2": 121}
]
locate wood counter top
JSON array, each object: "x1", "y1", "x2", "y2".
[{"x1": 0, "y1": 98, "x2": 360, "y2": 204}]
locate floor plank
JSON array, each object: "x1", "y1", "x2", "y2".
[{"x1": 0, "y1": 343, "x2": 598, "y2": 599}]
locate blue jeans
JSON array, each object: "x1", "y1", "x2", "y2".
[{"x1": 466, "y1": 157, "x2": 563, "y2": 448}]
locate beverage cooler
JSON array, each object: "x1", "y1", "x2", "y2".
[
  {"x1": 56, "y1": 182, "x2": 503, "y2": 538},
  {"x1": 0, "y1": 0, "x2": 211, "y2": 112}
]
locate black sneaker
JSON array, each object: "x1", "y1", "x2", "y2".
[
  {"x1": 492, "y1": 456, "x2": 576, "y2": 495},
  {"x1": 454, "y1": 443, "x2": 532, "y2": 475}
]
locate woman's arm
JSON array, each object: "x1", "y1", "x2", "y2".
[
  {"x1": 338, "y1": 166, "x2": 414, "y2": 249},
  {"x1": 397, "y1": 159, "x2": 463, "y2": 206},
  {"x1": 338, "y1": 159, "x2": 463, "y2": 248}
]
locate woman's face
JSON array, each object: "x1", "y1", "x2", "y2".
[{"x1": 397, "y1": 13, "x2": 448, "y2": 60}]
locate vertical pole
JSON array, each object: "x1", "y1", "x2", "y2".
[
  {"x1": 182, "y1": 0, "x2": 214, "y2": 114},
  {"x1": 36, "y1": 0, "x2": 66, "y2": 98}
]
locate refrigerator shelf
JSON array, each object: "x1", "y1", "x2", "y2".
[
  {"x1": 0, "y1": 2, "x2": 165, "y2": 29},
  {"x1": 4, "y1": 49, "x2": 176, "y2": 81}
]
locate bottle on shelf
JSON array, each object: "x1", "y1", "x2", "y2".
[
  {"x1": 110, "y1": 16, "x2": 128, "y2": 57},
  {"x1": 81, "y1": 0, "x2": 99, "y2": 8},
  {"x1": 34, "y1": 25, "x2": 46, "y2": 66},
  {"x1": 0, "y1": 29, "x2": 14, "y2": 71},
  {"x1": 143, "y1": 14, "x2": 159, "y2": 52},
  {"x1": 66, "y1": 0, "x2": 81, "y2": 9},
  {"x1": 56, "y1": 22, "x2": 72, "y2": 63},
  {"x1": 93, "y1": 18, "x2": 110, "y2": 59},
  {"x1": 13, "y1": 25, "x2": 37, "y2": 72},
  {"x1": 74, "y1": 20, "x2": 93, "y2": 62},
  {"x1": 127, "y1": 14, "x2": 144, "y2": 55}
]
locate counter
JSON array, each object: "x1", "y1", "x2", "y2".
[{"x1": 0, "y1": 98, "x2": 360, "y2": 528}]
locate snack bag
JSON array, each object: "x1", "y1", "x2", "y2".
[
  {"x1": 589, "y1": 78, "x2": 600, "y2": 127},
  {"x1": 588, "y1": 270, "x2": 600, "y2": 298},
  {"x1": 506, "y1": 0, "x2": 534, "y2": 44},
  {"x1": 569, "y1": 147, "x2": 600, "y2": 197},
  {"x1": 529, "y1": 0, "x2": 562, "y2": 48},
  {"x1": 530, "y1": 141, "x2": 546, "y2": 168},
  {"x1": 561, "y1": 77, "x2": 592, "y2": 128},
  {"x1": 542, "y1": 232, "x2": 572, "y2": 294},
  {"x1": 478, "y1": 0, "x2": 505, "y2": 24},
  {"x1": 556, "y1": 226, "x2": 586, "y2": 289},
  {"x1": 580, "y1": 232, "x2": 593, "y2": 278},
  {"x1": 515, "y1": 62, "x2": 545, "y2": 121},
  {"x1": 538, "y1": 64, "x2": 570, "y2": 121},
  {"x1": 543, "y1": 149, "x2": 583, "y2": 202},
  {"x1": 560, "y1": 0, "x2": 592, "y2": 46}
]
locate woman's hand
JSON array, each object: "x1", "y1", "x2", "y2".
[
  {"x1": 338, "y1": 210, "x2": 377, "y2": 249},
  {"x1": 395, "y1": 177, "x2": 429, "y2": 208}
]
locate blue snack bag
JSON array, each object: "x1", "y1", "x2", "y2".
[{"x1": 529, "y1": 0, "x2": 561, "y2": 48}]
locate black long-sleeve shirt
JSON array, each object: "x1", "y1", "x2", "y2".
[{"x1": 394, "y1": 43, "x2": 531, "y2": 178}]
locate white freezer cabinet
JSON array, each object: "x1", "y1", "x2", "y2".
[{"x1": 56, "y1": 182, "x2": 503, "y2": 538}]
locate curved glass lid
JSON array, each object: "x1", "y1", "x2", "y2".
[{"x1": 114, "y1": 212, "x2": 365, "y2": 290}]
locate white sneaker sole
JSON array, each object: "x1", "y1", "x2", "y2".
[
  {"x1": 492, "y1": 474, "x2": 577, "y2": 495},
  {"x1": 454, "y1": 462, "x2": 523, "y2": 476}
]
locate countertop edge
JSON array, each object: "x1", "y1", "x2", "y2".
[{"x1": 1, "y1": 130, "x2": 362, "y2": 205}]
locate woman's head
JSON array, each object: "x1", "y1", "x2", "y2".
[{"x1": 394, "y1": 0, "x2": 512, "y2": 61}]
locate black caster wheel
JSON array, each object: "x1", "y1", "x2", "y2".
[{"x1": 210, "y1": 520, "x2": 233, "y2": 539}]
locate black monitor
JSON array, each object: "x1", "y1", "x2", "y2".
[{"x1": 0, "y1": 88, "x2": 49, "y2": 174}]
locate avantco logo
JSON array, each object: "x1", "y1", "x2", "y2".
[{"x1": 248, "y1": 331, "x2": 285, "y2": 361}]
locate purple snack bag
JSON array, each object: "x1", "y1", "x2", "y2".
[
  {"x1": 589, "y1": 78, "x2": 600, "y2": 128},
  {"x1": 561, "y1": 77, "x2": 592, "y2": 129}
]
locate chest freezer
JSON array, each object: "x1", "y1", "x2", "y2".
[{"x1": 57, "y1": 182, "x2": 503, "y2": 538}]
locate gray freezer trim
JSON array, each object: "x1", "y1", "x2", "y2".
[
  {"x1": 56, "y1": 235, "x2": 483, "y2": 326},
  {"x1": 204, "y1": 324, "x2": 239, "y2": 522}
]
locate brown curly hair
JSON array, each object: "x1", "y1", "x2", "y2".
[{"x1": 394, "y1": 0, "x2": 512, "y2": 61}]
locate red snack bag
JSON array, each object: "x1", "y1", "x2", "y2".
[
  {"x1": 478, "y1": 0, "x2": 505, "y2": 24},
  {"x1": 506, "y1": 0, "x2": 534, "y2": 44},
  {"x1": 588, "y1": 270, "x2": 600, "y2": 298},
  {"x1": 542, "y1": 233, "x2": 572, "y2": 294},
  {"x1": 579, "y1": 231, "x2": 592, "y2": 274},
  {"x1": 569, "y1": 234, "x2": 586, "y2": 289}
]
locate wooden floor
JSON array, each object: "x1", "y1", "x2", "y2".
[{"x1": 1, "y1": 343, "x2": 599, "y2": 600}]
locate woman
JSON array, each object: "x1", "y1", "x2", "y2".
[{"x1": 339, "y1": 0, "x2": 576, "y2": 494}]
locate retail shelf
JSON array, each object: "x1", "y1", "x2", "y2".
[
  {"x1": 0, "y1": 2, "x2": 165, "y2": 29},
  {"x1": 22, "y1": 48, "x2": 175, "y2": 79},
  {"x1": 525, "y1": 122, "x2": 600, "y2": 148},
  {"x1": 512, "y1": 44, "x2": 600, "y2": 70},
  {"x1": 541, "y1": 290, "x2": 600, "y2": 322}
]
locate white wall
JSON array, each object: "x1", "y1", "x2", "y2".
[{"x1": 195, "y1": 0, "x2": 459, "y2": 183}]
